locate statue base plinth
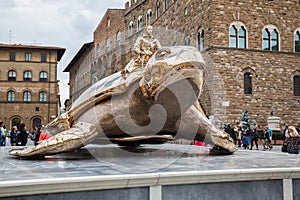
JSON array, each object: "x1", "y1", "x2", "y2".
[{"x1": 267, "y1": 116, "x2": 281, "y2": 131}]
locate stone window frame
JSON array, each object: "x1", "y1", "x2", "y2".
[
  {"x1": 242, "y1": 67, "x2": 255, "y2": 95},
  {"x1": 105, "y1": 38, "x2": 111, "y2": 53},
  {"x1": 8, "y1": 70, "x2": 17, "y2": 81},
  {"x1": 107, "y1": 17, "x2": 110, "y2": 28},
  {"x1": 10, "y1": 52, "x2": 16, "y2": 61},
  {"x1": 32, "y1": 117, "x2": 42, "y2": 129},
  {"x1": 25, "y1": 53, "x2": 31, "y2": 62},
  {"x1": 294, "y1": 27, "x2": 300, "y2": 52},
  {"x1": 156, "y1": 1, "x2": 161, "y2": 19},
  {"x1": 229, "y1": 21, "x2": 248, "y2": 49},
  {"x1": 39, "y1": 71, "x2": 48, "y2": 82},
  {"x1": 292, "y1": 70, "x2": 300, "y2": 96},
  {"x1": 7, "y1": 90, "x2": 16, "y2": 102},
  {"x1": 11, "y1": 117, "x2": 21, "y2": 128},
  {"x1": 96, "y1": 44, "x2": 101, "y2": 57},
  {"x1": 146, "y1": 9, "x2": 152, "y2": 26},
  {"x1": 23, "y1": 90, "x2": 32, "y2": 102},
  {"x1": 23, "y1": 70, "x2": 32, "y2": 82},
  {"x1": 39, "y1": 91, "x2": 47, "y2": 102},
  {"x1": 164, "y1": 0, "x2": 168, "y2": 11},
  {"x1": 184, "y1": 36, "x2": 190, "y2": 46},
  {"x1": 116, "y1": 31, "x2": 121, "y2": 47},
  {"x1": 41, "y1": 53, "x2": 47, "y2": 62},
  {"x1": 128, "y1": 21, "x2": 134, "y2": 37},
  {"x1": 197, "y1": 28, "x2": 205, "y2": 51},
  {"x1": 137, "y1": 15, "x2": 143, "y2": 32},
  {"x1": 262, "y1": 24, "x2": 280, "y2": 51}
]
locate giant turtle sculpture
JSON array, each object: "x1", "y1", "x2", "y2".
[{"x1": 9, "y1": 46, "x2": 236, "y2": 157}]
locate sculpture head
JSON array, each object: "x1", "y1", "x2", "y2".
[{"x1": 145, "y1": 25, "x2": 153, "y2": 37}]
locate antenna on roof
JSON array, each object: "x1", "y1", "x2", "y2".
[{"x1": 9, "y1": 30, "x2": 12, "y2": 44}]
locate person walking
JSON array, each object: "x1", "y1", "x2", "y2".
[
  {"x1": 16, "y1": 123, "x2": 29, "y2": 146},
  {"x1": 262, "y1": 126, "x2": 273, "y2": 150},
  {"x1": 250, "y1": 125, "x2": 259, "y2": 150},
  {"x1": 10, "y1": 126, "x2": 18, "y2": 146}
]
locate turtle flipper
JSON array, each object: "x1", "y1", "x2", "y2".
[{"x1": 9, "y1": 122, "x2": 98, "y2": 157}]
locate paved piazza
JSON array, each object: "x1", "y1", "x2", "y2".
[{"x1": 0, "y1": 143, "x2": 299, "y2": 181}]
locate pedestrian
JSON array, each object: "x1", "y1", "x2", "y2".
[
  {"x1": 286, "y1": 126, "x2": 300, "y2": 154},
  {"x1": 283, "y1": 125, "x2": 289, "y2": 138},
  {"x1": 224, "y1": 124, "x2": 236, "y2": 145},
  {"x1": 237, "y1": 126, "x2": 242, "y2": 147},
  {"x1": 16, "y1": 123, "x2": 29, "y2": 146},
  {"x1": 10, "y1": 126, "x2": 18, "y2": 146},
  {"x1": 0, "y1": 122, "x2": 4, "y2": 146},
  {"x1": 250, "y1": 125, "x2": 259, "y2": 150},
  {"x1": 34, "y1": 125, "x2": 52, "y2": 145},
  {"x1": 262, "y1": 126, "x2": 273, "y2": 151}
]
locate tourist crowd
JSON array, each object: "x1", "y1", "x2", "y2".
[
  {"x1": 0, "y1": 122, "x2": 52, "y2": 147},
  {"x1": 223, "y1": 123, "x2": 300, "y2": 154}
]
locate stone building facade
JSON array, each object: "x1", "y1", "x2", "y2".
[
  {"x1": 65, "y1": 0, "x2": 300, "y2": 128},
  {"x1": 0, "y1": 44, "x2": 65, "y2": 130},
  {"x1": 123, "y1": 0, "x2": 300, "y2": 128},
  {"x1": 64, "y1": 42, "x2": 94, "y2": 108},
  {"x1": 64, "y1": 9, "x2": 125, "y2": 107}
]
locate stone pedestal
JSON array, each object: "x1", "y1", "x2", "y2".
[{"x1": 267, "y1": 116, "x2": 281, "y2": 131}]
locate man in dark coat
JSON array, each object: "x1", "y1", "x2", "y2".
[{"x1": 16, "y1": 123, "x2": 29, "y2": 146}]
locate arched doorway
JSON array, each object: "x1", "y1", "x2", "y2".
[
  {"x1": 32, "y1": 117, "x2": 42, "y2": 129},
  {"x1": 11, "y1": 117, "x2": 21, "y2": 129}
]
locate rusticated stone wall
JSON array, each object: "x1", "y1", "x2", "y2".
[{"x1": 123, "y1": 0, "x2": 300, "y2": 128}]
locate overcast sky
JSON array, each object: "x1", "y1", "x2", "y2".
[{"x1": 0, "y1": 0, "x2": 125, "y2": 106}]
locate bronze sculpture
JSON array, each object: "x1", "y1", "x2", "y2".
[{"x1": 9, "y1": 27, "x2": 236, "y2": 157}]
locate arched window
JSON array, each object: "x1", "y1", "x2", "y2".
[
  {"x1": 39, "y1": 91, "x2": 47, "y2": 102},
  {"x1": 96, "y1": 44, "x2": 101, "y2": 57},
  {"x1": 23, "y1": 91, "x2": 31, "y2": 102},
  {"x1": 24, "y1": 70, "x2": 32, "y2": 81},
  {"x1": 244, "y1": 73, "x2": 252, "y2": 94},
  {"x1": 105, "y1": 38, "x2": 110, "y2": 52},
  {"x1": 294, "y1": 30, "x2": 300, "y2": 52},
  {"x1": 39, "y1": 71, "x2": 47, "y2": 82},
  {"x1": 156, "y1": 2, "x2": 161, "y2": 19},
  {"x1": 32, "y1": 117, "x2": 42, "y2": 129},
  {"x1": 137, "y1": 16, "x2": 143, "y2": 32},
  {"x1": 7, "y1": 91, "x2": 15, "y2": 102},
  {"x1": 185, "y1": 37, "x2": 190, "y2": 45},
  {"x1": 197, "y1": 30, "x2": 205, "y2": 51},
  {"x1": 128, "y1": 21, "x2": 134, "y2": 37},
  {"x1": 146, "y1": 9, "x2": 152, "y2": 26},
  {"x1": 164, "y1": 0, "x2": 168, "y2": 11},
  {"x1": 294, "y1": 75, "x2": 300, "y2": 96},
  {"x1": 263, "y1": 26, "x2": 279, "y2": 51},
  {"x1": 8, "y1": 70, "x2": 16, "y2": 81},
  {"x1": 116, "y1": 32, "x2": 121, "y2": 47},
  {"x1": 107, "y1": 17, "x2": 110, "y2": 27},
  {"x1": 229, "y1": 24, "x2": 246, "y2": 48},
  {"x1": 12, "y1": 118, "x2": 21, "y2": 128}
]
